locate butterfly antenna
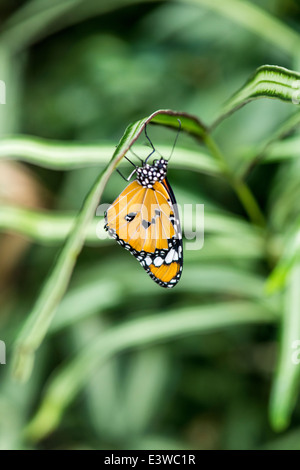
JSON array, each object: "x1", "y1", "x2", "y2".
[
  {"x1": 168, "y1": 119, "x2": 181, "y2": 161},
  {"x1": 144, "y1": 122, "x2": 155, "y2": 164}
]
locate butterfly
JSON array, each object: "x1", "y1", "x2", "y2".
[{"x1": 104, "y1": 122, "x2": 183, "y2": 288}]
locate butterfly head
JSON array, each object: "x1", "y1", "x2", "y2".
[{"x1": 136, "y1": 158, "x2": 168, "y2": 188}]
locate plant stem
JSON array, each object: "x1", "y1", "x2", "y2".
[
  {"x1": 232, "y1": 179, "x2": 266, "y2": 228},
  {"x1": 203, "y1": 133, "x2": 266, "y2": 228}
]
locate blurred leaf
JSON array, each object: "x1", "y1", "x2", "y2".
[
  {"x1": 266, "y1": 221, "x2": 300, "y2": 294},
  {"x1": 264, "y1": 135, "x2": 300, "y2": 163},
  {"x1": 67, "y1": 317, "x2": 124, "y2": 441},
  {"x1": 268, "y1": 156, "x2": 300, "y2": 231},
  {"x1": 0, "y1": 137, "x2": 112, "y2": 169},
  {"x1": 4, "y1": 0, "x2": 300, "y2": 62},
  {"x1": 25, "y1": 300, "x2": 278, "y2": 441},
  {"x1": 0, "y1": 205, "x2": 102, "y2": 245},
  {"x1": 269, "y1": 263, "x2": 300, "y2": 431},
  {"x1": 185, "y1": 0, "x2": 300, "y2": 60},
  {"x1": 0, "y1": 137, "x2": 220, "y2": 174},
  {"x1": 0, "y1": 44, "x2": 23, "y2": 135},
  {"x1": 50, "y1": 279, "x2": 122, "y2": 333},
  {"x1": 48, "y1": 260, "x2": 274, "y2": 335},
  {"x1": 0, "y1": 343, "x2": 49, "y2": 450},
  {"x1": 237, "y1": 111, "x2": 300, "y2": 177},
  {"x1": 1, "y1": 0, "x2": 81, "y2": 52},
  {"x1": 1, "y1": 0, "x2": 155, "y2": 52},
  {"x1": 123, "y1": 346, "x2": 171, "y2": 435}
]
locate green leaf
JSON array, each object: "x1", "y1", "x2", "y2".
[
  {"x1": 49, "y1": 262, "x2": 274, "y2": 334},
  {"x1": 1, "y1": 0, "x2": 83, "y2": 52},
  {"x1": 0, "y1": 205, "x2": 102, "y2": 245},
  {"x1": 0, "y1": 43, "x2": 23, "y2": 136},
  {"x1": 264, "y1": 135, "x2": 300, "y2": 163},
  {"x1": 1, "y1": 0, "x2": 157, "y2": 53},
  {"x1": 265, "y1": 224, "x2": 300, "y2": 295},
  {"x1": 25, "y1": 301, "x2": 278, "y2": 441},
  {"x1": 123, "y1": 346, "x2": 171, "y2": 435},
  {"x1": 269, "y1": 263, "x2": 300, "y2": 431},
  {"x1": 4, "y1": 0, "x2": 300, "y2": 60},
  {"x1": 237, "y1": 111, "x2": 300, "y2": 178},
  {"x1": 212, "y1": 65, "x2": 300, "y2": 128},
  {"x1": 150, "y1": 110, "x2": 207, "y2": 140},
  {"x1": 10, "y1": 109, "x2": 209, "y2": 382},
  {"x1": 184, "y1": 0, "x2": 300, "y2": 60},
  {"x1": 0, "y1": 137, "x2": 218, "y2": 173},
  {"x1": 0, "y1": 136, "x2": 112, "y2": 169}
]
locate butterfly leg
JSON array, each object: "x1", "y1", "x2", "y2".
[
  {"x1": 144, "y1": 123, "x2": 156, "y2": 164},
  {"x1": 116, "y1": 167, "x2": 137, "y2": 182}
]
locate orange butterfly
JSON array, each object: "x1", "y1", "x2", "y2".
[{"x1": 104, "y1": 123, "x2": 183, "y2": 288}]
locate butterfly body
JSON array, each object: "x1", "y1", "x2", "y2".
[{"x1": 104, "y1": 157, "x2": 183, "y2": 288}]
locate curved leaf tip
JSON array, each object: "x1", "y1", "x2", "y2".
[{"x1": 212, "y1": 65, "x2": 300, "y2": 128}]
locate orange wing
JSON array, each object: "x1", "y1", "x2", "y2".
[{"x1": 104, "y1": 179, "x2": 183, "y2": 288}]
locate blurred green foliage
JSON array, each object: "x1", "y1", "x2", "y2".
[{"x1": 2, "y1": 0, "x2": 300, "y2": 450}]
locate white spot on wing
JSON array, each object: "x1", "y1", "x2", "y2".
[
  {"x1": 154, "y1": 256, "x2": 163, "y2": 267},
  {"x1": 165, "y1": 249, "x2": 175, "y2": 264}
]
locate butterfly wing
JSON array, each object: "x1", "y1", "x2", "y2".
[
  {"x1": 104, "y1": 178, "x2": 183, "y2": 288},
  {"x1": 147, "y1": 177, "x2": 183, "y2": 288}
]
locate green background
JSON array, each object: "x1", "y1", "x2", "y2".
[{"x1": 1, "y1": 0, "x2": 300, "y2": 450}]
